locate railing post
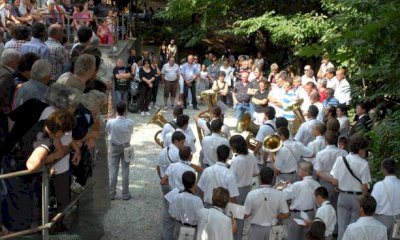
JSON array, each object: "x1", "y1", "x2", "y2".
[
  {"x1": 41, "y1": 170, "x2": 49, "y2": 240},
  {"x1": 67, "y1": 18, "x2": 71, "y2": 44}
]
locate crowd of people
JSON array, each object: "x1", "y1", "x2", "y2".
[
  {"x1": 107, "y1": 44, "x2": 400, "y2": 240},
  {"x1": 0, "y1": 21, "x2": 109, "y2": 234}
]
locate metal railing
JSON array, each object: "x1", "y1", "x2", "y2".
[{"x1": 0, "y1": 160, "x2": 95, "y2": 239}]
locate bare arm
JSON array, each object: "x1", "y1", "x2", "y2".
[
  {"x1": 160, "y1": 175, "x2": 169, "y2": 185},
  {"x1": 26, "y1": 147, "x2": 49, "y2": 172}
]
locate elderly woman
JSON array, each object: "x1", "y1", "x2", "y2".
[
  {"x1": 196, "y1": 187, "x2": 237, "y2": 240},
  {"x1": 2, "y1": 110, "x2": 74, "y2": 233}
]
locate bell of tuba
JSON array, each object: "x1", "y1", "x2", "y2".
[
  {"x1": 196, "y1": 89, "x2": 218, "y2": 143},
  {"x1": 147, "y1": 109, "x2": 169, "y2": 147},
  {"x1": 237, "y1": 112, "x2": 260, "y2": 151},
  {"x1": 286, "y1": 98, "x2": 306, "y2": 135},
  {"x1": 262, "y1": 134, "x2": 283, "y2": 153}
]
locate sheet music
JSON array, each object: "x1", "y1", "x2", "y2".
[{"x1": 226, "y1": 203, "x2": 246, "y2": 220}]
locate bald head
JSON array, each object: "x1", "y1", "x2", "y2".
[{"x1": 48, "y1": 24, "x2": 64, "y2": 41}]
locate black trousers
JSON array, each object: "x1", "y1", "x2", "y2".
[{"x1": 183, "y1": 82, "x2": 197, "y2": 108}]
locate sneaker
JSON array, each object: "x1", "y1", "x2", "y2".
[
  {"x1": 163, "y1": 105, "x2": 168, "y2": 110},
  {"x1": 193, "y1": 107, "x2": 199, "y2": 110},
  {"x1": 153, "y1": 104, "x2": 160, "y2": 110},
  {"x1": 148, "y1": 104, "x2": 152, "y2": 110},
  {"x1": 141, "y1": 111, "x2": 145, "y2": 117},
  {"x1": 145, "y1": 111, "x2": 151, "y2": 116},
  {"x1": 189, "y1": 103, "x2": 193, "y2": 107}
]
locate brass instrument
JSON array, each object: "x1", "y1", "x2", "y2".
[
  {"x1": 237, "y1": 112, "x2": 260, "y2": 151},
  {"x1": 261, "y1": 134, "x2": 283, "y2": 153},
  {"x1": 196, "y1": 89, "x2": 218, "y2": 143},
  {"x1": 147, "y1": 109, "x2": 169, "y2": 147},
  {"x1": 286, "y1": 98, "x2": 306, "y2": 135}
]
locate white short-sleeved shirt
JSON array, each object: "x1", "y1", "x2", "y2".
[
  {"x1": 161, "y1": 120, "x2": 177, "y2": 147},
  {"x1": 303, "y1": 136, "x2": 326, "y2": 163},
  {"x1": 315, "y1": 201, "x2": 337, "y2": 237},
  {"x1": 301, "y1": 75, "x2": 317, "y2": 86},
  {"x1": 230, "y1": 153, "x2": 259, "y2": 188},
  {"x1": 275, "y1": 140, "x2": 313, "y2": 174},
  {"x1": 161, "y1": 63, "x2": 180, "y2": 81},
  {"x1": 165, "y1": 127, "x2": 197, "y2": 153},
  {"x1": 294, "y1": 118, "x2": 321, "y2": 146},
  {"x1": 268, "y1": 85, "x2": 284, "y2": 117},
  {"x1": 283, "y1": 176, "x2": 320, "y2": 210},
  {"x1": 39, "y1": 106, "x2": 70, "y2": 174},
  {"x1": 165, "y1": 161, "x2": 196, "y2": 190},
  {"x1": 198, "y1": 162, "x2": 239, "y2": 204},
  {"x1": 334, "y1": 79, "x2": 351, "y2": 105},
  {"x1": 196, "y1": 118, "x2": 231, "y2": 138},
  {"x1": 330, "y1": 153, "x2": 371, "y2": 192},
  {"x1": 326, "y1": 76, "x2": 339, "y2": 90},
  {"x1": 201, "y1": 133, "x2": 230, "y2": 166},
  {"x1": 196, "y1": 207, "x2": 233, "y2": 240},
  {"x1": 342, "y1": 216, "x2": 387, "y2": 240},
  {"x1": 296, "y1": 88, "x2": 312, "y2": 113},
  {"x1": 156, "y1": 144, "x2": 181, "y2": 178},
  {"x1": 169, "y1": 191, "x2": 204, "y2": 225},
  {"x1": 338, "y1": 116, "x2": 350, "y2": 138},
  {"x1": 244, "y1": 185, "x2": 289, "y2": 226},
  {"x1": 314, "y1": 145, "x2": 347, "y2": 175},
  {"x1": 255, "y1": 120, "x2": 276, "y2": 143},
  {"x1": 314, "y1": 102, "x2": 325, "y2": 123},
  {"x1": 371, "y1": 176, "x2": 400, "y2": 215}
]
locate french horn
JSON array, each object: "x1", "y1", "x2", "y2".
[{"x1": 147, "y1": 109, "x2": 169, "y2": 147}]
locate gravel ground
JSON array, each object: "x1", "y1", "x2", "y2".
[{"x1": 101, "y1": 89, "x2": 252, "y2": 240}]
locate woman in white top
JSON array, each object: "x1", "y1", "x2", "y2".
[
  {"x1": 196, "y1": 187, "x2": 237, "y2": 240},
  {"x1": 336, "y1": 104, "x2": 350, "y2": 138}
]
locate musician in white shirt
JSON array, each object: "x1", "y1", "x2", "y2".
[
  {"x1": 330, "y1": 134, "x2": 371, "y2": 240},
  {"x1": 295, "y1": 105, "x2": 322, "y2": 146},
  {"x1": 229, "y1": 135, "x2": 260, "y2": 240},
  {"x1": 342, "y1": 194, "x2": 387, "y2": 240},
  {"x1": 193, "y1": 105, "x2": 231, "y2": 138},
  {"x1": 198, "y1": 144, "x2": 239, "y2": 207},
  {"x1": 314, "y1": 131, "x2": 347, "y2": 208},
  {"x1": 244, "y1": 166, "x2": 289, "y2": 240},
  {"x1": 311, "y1": 186, "x2": 337, "y2": 240},
  {"x1": 169, "y1": 171, "x2": 204, "y2": 239},
  {"x1": 274, "y1": 127, "x2": 313, "y2": 183},
  {"x1": 165, "y1": 114, "x2": 197, "y2": 153},
  {"x1": 372, "y1": 158, "x2": 400, "y2": 239},
  {"x1": 304, "y1": 122, "x2": 326, "y2": 164},
  {"x1": 253, "y1": 106, "x2": 276, "y2": 158},
  {"x1": 160, "y1": 105, "x2": 183, "y2": 147},
  {"x1": 283, "y1": 161, "x2": 320, "y2": 240}
]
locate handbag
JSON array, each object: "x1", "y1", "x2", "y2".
[
  {"x1": 382, "y1": 182, "x2": 400, "y2": 239},
  {"x1": 178, "y1": 226, "x2": 195, "y2": 240},
  {"x1": 123, "y1": 145, "x2": 134, "y2": 163}
]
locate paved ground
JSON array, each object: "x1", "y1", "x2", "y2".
[{"x1": 101, "y1": 89, "x2": 246, "y2": 240}]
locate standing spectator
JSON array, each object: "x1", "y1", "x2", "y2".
[
  {"x1": 281, "y1": 78, "x2": 297, "y2": 122},
  {"x1": 94, "y1": 0, "x2": 110, "y2": 19},
  {"x1": 72, "y1": 3, "x2": 89, "y2": 31},
  {"x1": 196, "y1": 187, "x2": 237, "y2": 240},
  {"x1": 166, "y1": 38, "x2": 177, "y2": 60},
  {"x1": 330, "y1": 134, "x2": 371, "y2": 239},
  {"x1": 46, "y1": 23, "x2": 69, "y2": 82},
  {"x1": 20, "y1": 22, "x2": 50, "y2": 61},
  {"x1": 233, "y1": 71, "x2": 251, "y2": 120},
  {"x1": 317, "y1": 55, "x2": 334, "y2": 80},
  {"x1": 371, "y1": 158, "x2": 400, "y2": 240},
  {"x1": 334, "y1": 68, "x2": 351, "y2": 105},
  {"x1": 337, "y1": 104, "x2": 350, "y2": 138},
  {"x1": 181, "y1": 54, "x2": 199, "y2": 110},
  {"x1": 149, "y1": 56, "x2": 161, "y2": 110},
  {"x1": 301, "y1": 65, "x2": 317, "y2": 86},
  {"x1": 107, "y1": 101, "x2": 134, "y2": 200},
  {"x1": 349, "y1": 103, "x2": 371, "y2": 136},
  {"x1": 325, "y1": 67, "x2": 338, "y2": 90},
  {"x1": 12, "y1": 59, "x2": 51, "y2": 109},
  {"x1": 4, "y1": 24, "x2": 30, "y2": 51},
  {"x1": 254, "y1": 51, "x2": 264, "y2": 69},
  {"x1": 207, "y1": 57, "x2": 220, "y2": 88},
  {"x1": 342, "y1": 195, "x2": 388, "y2": 240},
  {"x1": 267, "y1": 63, "x2": 279, "y2": 83},
  {"x1": 138, "y1": 58, "x2": 155, "y2": 116},
  {"x1": 70, "y1": 26, "x2": 93, "y2": 61},
  {"x1": 127, "y1": 48, "x2": 137, "y2": 67},
  {"x1": 0, "y1": 49, "x2": 20, "y2": 145},
  {"x1": 159, "y1": 41, "x2": 167, "y2": 66},
  {"x1": 250, "y1": 80, "x2": 269, "y2": 125},
  {"x1": 112, "y1": 58, "x2": 130, "y2": 109},
  {"x1": 212, "y1": 71, "x2": 229, "y2": 104},
  {"x1": 323, "y1": 88, "x2": 339, "y2": 107},
  {"x1": 44, "y1": 0, "x2": 63, "y2": 27}
]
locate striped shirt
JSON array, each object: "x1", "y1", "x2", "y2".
[{"x1": 282, "y1": 89, "x2": 297, "y2": 121}]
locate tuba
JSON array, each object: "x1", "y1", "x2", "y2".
[
  {"x1": 287, "y1": 98, "x2": 306, "y2": 135},
  {"x1": 147, "y1": 109, "x2": 169, "y2": 147},
  {"x1": 196, "y1": 89, "x2": 218, "y2": 143},
  {"x1": 237, "y1": 112, "x2": 260, "y2": 151}
]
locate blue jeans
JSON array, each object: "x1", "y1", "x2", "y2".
[
  {"x1": 113, "y1": 90, "x2": 128, "y2": 109},
  {"x1": 235, "y1": 102, "x2": 250, "y2": 120}
]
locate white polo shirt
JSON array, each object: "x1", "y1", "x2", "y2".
[
  {"x1": 330, "y1": 153, "x2": 371, "y2": 192},
  {"x1": 283, "y1": 176, "x2": 320, "y2": 210},
  {"x1": 255, "y1": 120, "x2": 276, "y2": 143},
  {"x1": 274, "y1": 140, "x2": 313, "y2": 174},
  {"x1": 371, "y1": 176, "x2": 400, "y2": 216},
  {"x1": 268, "y1": 85, "x2": 284, "y2": 117},
  {"x1": 338, "y1": 115, "x2": 350, "y2": 138},
  {"x1": 198, "y1": 162, "x2": 239, "y2": 204},
  {"x1": 326, "y1": 76, "x2": 338, "y2": 90},
  {"x1": 165, "y1": 161, "x2": 196, "y2": 190},
  {"x1": 304, "y1": 136, "x2": 326, "y2": 163},
  {"x1": 334, "y1": 79, "x2": 351, "y2": 105},
  {"x1": 294, "y1": 118, "x2": 321, "y2": 146},
  {"x1": 230, "y1": 152, "x2": 260, "y2": 188},
  {"x1": 342, "y1": 216, "x2": 387, "y2": 240},
  {"x1": 196, "y1": 207, "x2": 233, "y2": 240},
  {"x1": 314, "y1": 145, "x2": 347, "y2": 176},
  {"x1": 161, "y1": 62, "x2": 180, "y2": 81},
  {"x1": 197, "y1": 118, "x2": 231, "y2": 138},
  {"x1": 156, "y1": 144, "x2": 181, "y2": 178},
  {"x1": 315, "y1": 201, "x2": 337, "y2": 237},
  {"x1": 165, "y1": 127, "x2": 197, "y2": 153},
  {"x1": 169, "y1": 191, "x2": 204, "y2": 225},
  {"x1": 161, "y1": 119, "x2": 177, "y2": 146},
  {"x1": 201, "y1": 133, "x2": 231, "y2": 166},
  {"x1": 244, "y1": 185, "x2": 289, "y2": 226}
]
